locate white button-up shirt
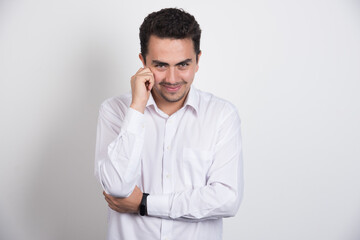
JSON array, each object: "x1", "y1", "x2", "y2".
[{"x1": 95, "y1": 87, "x2": 243, "y2": 240}]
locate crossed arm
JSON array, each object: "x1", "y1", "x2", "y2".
[
  {"x1": 103, "y1": 186, "x2": 142, "y2": 214},
  {"x1": 96, "y1": 105, "x2": 243, "y2": 220}
]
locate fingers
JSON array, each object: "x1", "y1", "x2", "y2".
[
  {"x1": 105, "y1": 197, "x2": 127, "y2": 213},
  {"x1": 130, "y1": 67, "x2": 155, "y2": 112},
  {"x1": 103, "y1": 192, "x2": 122, "y2": 212},
  {"x1": 103, "y1": 192, "x2": 113, "y2": 205},
  {"x1": 108, "y1": 202, "x2": 121, "y2": 212},
  {"x1": 102, "y1": 190, "x2": 139, "y2": 213},
  {"x1": 147, "y1": 79, "x2": 154, "y2": 91},
  {"x1": 132, "y1": 68, "x2": 154, "y2": 85},
  {"x1": 139, "y1": 70, "x2": 154, "y2": 92},
  {"x1": 136, "y1": 67, "x2": 152, "y2": 75},
  {"x1": 137, "y1": 72, "x2": 154, "y2": 83},
  {"x1": 103, "y1": 191, "x2": 119, "y2": 205},
  {"x1": 103, "y1": 191, "x2": 112, "y2": 200},
  {"x1": 139, "y1": 67, "x2": 152, "y2": 73},
  {"x1": 135, "y1": 67, "x2": 144, "y2": 74}
]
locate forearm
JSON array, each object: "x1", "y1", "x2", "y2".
[
  {"x1": 97, "y1": 149, "x2": 142, "y2": 198},
  {"x1": 95, "y1": 105, "x2": 145, "y2": 198},
  {"x1": 147, "y1": 154, "x2": 243, "y2": 221},
  {"x1": 147, "y1": 183, "x2": 242, "y2": 222}
]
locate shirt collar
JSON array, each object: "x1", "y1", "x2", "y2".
[
  {"x1": 146, "y1": 85, "x2": 199, "y2": 114},
  {"x1": 146, "y1": 92, "x2": 156, "y2": 107},
  {"x1": 183, "y1": 85, "x2": 199, "y2": 114}
]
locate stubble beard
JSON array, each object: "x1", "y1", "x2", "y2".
[
  {"x1": 156, "y1": 80, "x2": 188, "y2": 103},
  {"x1": 159, "y1": 90, "x2": 187, "y2": 103}
]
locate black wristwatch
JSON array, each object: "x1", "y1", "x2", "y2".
[{"x1": 139, "y1": 193, "x2": 149, "y2": 216}]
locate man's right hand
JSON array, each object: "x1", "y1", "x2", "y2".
[{"x1": 130, "y1": 67, "x2": 155, "y2": 114}]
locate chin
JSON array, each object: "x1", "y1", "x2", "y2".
[{"x1": 161, "y1": 91, "x2": 186, "y2": 103}]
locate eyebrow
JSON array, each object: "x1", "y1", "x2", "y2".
[{"x1": 152, "y1": 58, "x2": 192, "y2": 66}]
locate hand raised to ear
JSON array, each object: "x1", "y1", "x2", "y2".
[{"x1": 130, "y1": 67, "x2": 155, "y2": 114}]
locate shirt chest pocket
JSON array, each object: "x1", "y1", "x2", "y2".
[{"x1": 182, "y1": 148, "x2": 213, "y2": 188}]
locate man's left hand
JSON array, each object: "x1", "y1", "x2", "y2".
[{"x1": 103, "y1": 186, "x2": 143, "y2": 213}]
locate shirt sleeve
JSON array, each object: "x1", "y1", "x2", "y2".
[
  {"x1": 94, "y1": 101, "x2": 145, "y2": 198},
  {"x1": 147, "y1": 109, "x2": 244, "y2": 221}
]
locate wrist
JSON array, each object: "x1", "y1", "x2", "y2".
[
  {"x1": 139, "y1": 193, "x2": 149, "y2": 216},
  {"x1": 130, "y1": 102, "x2": 146, "y2": 114}
]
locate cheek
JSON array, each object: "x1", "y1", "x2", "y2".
[
  {"x1": 151, "y1": 70, "x2": 166, "y2": 84},
  {"x1": 179, "y1": 69, "x2": 195, "y2": 80}
]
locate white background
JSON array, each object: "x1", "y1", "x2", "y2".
[{"x1": 1, "y1": 0, "x2": 359, "y2": 239}]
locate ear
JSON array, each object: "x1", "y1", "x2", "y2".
[
  {"x1": 139, "y1": 53, "x2": 146, "y2": 67},
  {"x1": 196, "y1": 51, "x2": 202, "y2": 72}
]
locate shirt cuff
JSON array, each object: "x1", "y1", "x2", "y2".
[
  {"x1": 121, "y1": 107, "x2": 145, "y2": 135},
  {"x1": 146, "y1": 194, "x2": 171, "y2": 217}
]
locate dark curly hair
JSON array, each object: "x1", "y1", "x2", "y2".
[{"x1": 139, "y1": 8, "x2": 202, "y2": 63}]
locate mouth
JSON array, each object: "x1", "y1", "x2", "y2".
[{"x1": 162, "y1": 84, "x2": 182, "y2": 93}]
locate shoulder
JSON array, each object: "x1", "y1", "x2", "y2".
[
  {"x1": 99, "y1": 92, "x2": 132, "y2": 119},
  {"x1": 194, "y1": 89, "x2": 242, "y2": 137},
  {"x1": 196, "y1": 88, "x2": 239, "y2": 118}
]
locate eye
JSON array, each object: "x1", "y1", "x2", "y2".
[
  {"x1": 178, "y1": 63, "x2": 189, "y2": 69},
  {"x1": 155, "y1": 64, "x2": 167, "y2": 70}
]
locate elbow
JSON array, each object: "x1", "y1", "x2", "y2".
[
  {"x1": 98, "y1": 163, "x2": 134, "y2": 198},
  {"x1": 228, "y1": 197, "x2": 242, "y2": 217},
  {"x1": 225, "y1": 173, "x2": 244, "y2": 217},
  {"x1": 223, "y1": 198, "x2": 241, "y2": 218},
  {"x1": 100, "y1": 170, "x2": 134, "y2": 198},
  {"x1": 221, "y1": 188, "x2": 243, "y2": 218},
  {"x1": 105, "y1": 183, "x2": 133, "y2": 198}
]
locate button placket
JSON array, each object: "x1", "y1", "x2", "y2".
[
  {"x1": 160, "y1": 115, "x2": 177, "y2": 240},
  {"x1": 163, "y1": 117, "x2": 174, "y2": 194}
]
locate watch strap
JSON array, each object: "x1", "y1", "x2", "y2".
[{"x1": 140, "y1": 193, "x2": 149, "y2": 216}]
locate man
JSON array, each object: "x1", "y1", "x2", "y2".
[{"x1": 95, "y1": 8, "x2": 243, "y2": 240}]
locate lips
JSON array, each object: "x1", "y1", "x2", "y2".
[{"x1": 163, "y1": 85, "x2": 182, "y2": 92}]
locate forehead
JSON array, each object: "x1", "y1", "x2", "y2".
[{"x1": 147, "y1": 35, "x2": 196, "y2": 63}]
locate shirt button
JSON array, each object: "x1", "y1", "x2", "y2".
[
  {"x1": 166, "y1": 174, "x2": 171, "y2": 179},
  {"x1": 167, "y1": 146, "x2": 170, "y2": 150}
]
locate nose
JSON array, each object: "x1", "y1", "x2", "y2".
[{"x1": 166, "y1": 67, "x2": 177, "y2": 84}]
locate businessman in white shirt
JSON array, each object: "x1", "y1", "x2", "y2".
[{"x1": 95, "y1": 8, "x2": 244, "y2": 240}]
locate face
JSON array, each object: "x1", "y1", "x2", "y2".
[{"x1": 140, "y1": 35, "x2": 200, "y2": 106}]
